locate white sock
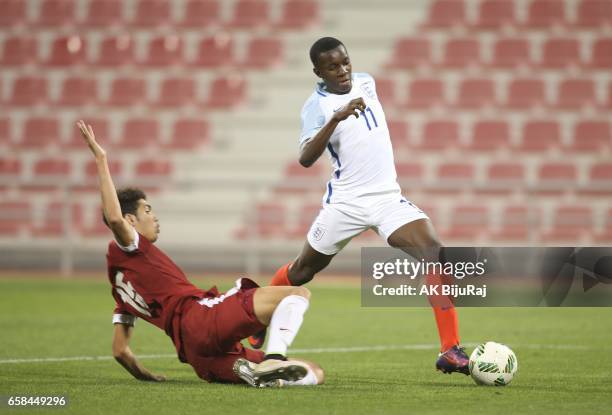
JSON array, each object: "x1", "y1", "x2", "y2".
[{"x1": 265, "y1": 295, "x2": 309, "y2": 357}]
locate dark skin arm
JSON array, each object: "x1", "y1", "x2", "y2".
[{"x1": 299, "y1": 97, "x2": 366, "y2": 167}]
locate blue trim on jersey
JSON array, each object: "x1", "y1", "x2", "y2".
[
  {"x1": 326, "y1": 182, "x2": 333, "y2": 204},
  {"x1": 316, "y1": 90, "x2": 326, "y2": 97},
  {"x1": 327, "y1": 143, "x2": 341, "y2": 178}
]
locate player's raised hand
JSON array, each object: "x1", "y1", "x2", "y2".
[
  {"x1": 77, "y1": 119, "x2": 106, "y2": 159},
  {"x1": 332, "y1": 97, "x2": 366, "y2": 122}
]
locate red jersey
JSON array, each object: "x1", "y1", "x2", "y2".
[{"x1": 107, "y1": 231, "x2": 219, "y2": 356}]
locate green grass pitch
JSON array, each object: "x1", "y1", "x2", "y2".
[{"x1": 1, "y1": 277, "x2": 611, "y2": 414}]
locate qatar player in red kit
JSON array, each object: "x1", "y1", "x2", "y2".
[{"x1": 77, "y1": 120, "x2": 324, "y2": 387}]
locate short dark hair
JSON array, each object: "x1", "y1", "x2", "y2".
[
  {"x1": 309, "y1": 37, "x2": 345, "y2": 66},
  {"x1": 102, "y1": 187, "x2": 147, "y2": 227}
]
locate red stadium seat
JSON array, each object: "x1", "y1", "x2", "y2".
[
  {"x1": 57, "y1": 77, "x2": 98, "y2": 107},
  {"x1": 32, "y1": 157, "x2": 72, "y2": 192},
  {"x1": 0, "y1": 157, "x2": 22, "y2": 180},
  {"x1": 19, "y1": 117, "x2": 60, "y2": 149},
  {"x1": 135, "y1": 160, "x2": 172, "y2": 177},
  {"x1": 275, "y1": 162, "x2": 322, "y2": 193},
  {"x1": 485, "y1": 162, "x2": 525, "y2": 193},
  {"x1": 441, "y1": 38, "x2": 480, "y2": 68},
  {"x1": 32, "y1": 201, "x2": 83, "y2": 237},
  {"x1": 590, "y1": 38, "x2": 612, "y2": 68},
  {"x1": 525, "y1": 0, "x2": 566, "y2": 29},
  {"x1": 536, "y1": 162, "x2": 577, "y2": 194},
  {"x1": 420, "y1": 120, "x2": 459, "y2": 150},
  {"x1": 75, "y1": 159, "x2": 121, "y2": 193},
  {"x1": 491, "y1": 38, "x2": 530, "y2": 69},
  {"x1": 456, "y1": 78, "x2": 496, "y2": 109},
  {"x1": 568, "y1": 120, "x2": 610, "y2": 152},
  {"x1": 490, "y1": 205, "x2": 537, "y2": 241},
  {"x1": 541, "y1": 38, "x2": 581, "y2": 69},
  {"x1": 133, "y1": 0, "x2": 171, "y2": 27},
  {"x1": 469, "y1": 120, "x2": 510, "y2": 151},
  {"x1": 584, "y1": 162, "x2": 612, "y2": 194},
  {"x1": 117, "y1": 118, "x2": 160, "y2": 149},
  {"x1": 155, "y1": 77, "x2": 196, "y2": 108},
  {"x1": 180, "y1": 0, "x2": 220, "y2": 28},
  {"x1": 518, "y1": 120, "x2": 561, "y2": 152},
  {"x1": 287, "y1": 203, "x2": 321, "y2": 238},
  {"x1": 444, "y1": 204, "x2": 489, "y2": 241},
  {"x1": 229, "y1": 0, "x2": 269, "y2": 28},
  {"x1": 192, "y1": 34, "x2": 234, "y2": 67},
  {"x1": 387, "y1": 37, "x2": 431, "y2": 69},
  {"x1": 506, "y1": 78, "x2": 546, "y2": 109},
  {"x1": 576, "y1": 0, "x2": 612, "y2": 28},
  {"x1": 607, "y1": 82, "x2": 612, "y2": 109},
  {"x1": 107, "y1": 78, "x2": 147, "y2": 107},
  {"x1": 1, "y1": 36, "x2": 37, "y2": 66},
  {"x1": 84, "y1": 159, "x2": 122, "y2": 178},
  {"x1": 65, "y1": 118, "x2": 112, "y2": 149},
  {"x1": 37, "y1": 0, "x2": 75, "y2": 27},
  {"x1": 405, "y1": 79, "x2": 444, "y2": 109},
  {"x1": 251, "y1": 202, "x2": 287, "y2": 238},
  {"x1": 473, "y1": 0, "x2": 517, "y2": 29},
  {"x1": 277, "y1": 0, "x2": 319, "y2": 29},
  {"x1": 0, "y1": 201, "x2": 31, "y2": 235},
  {"x1": 84, "y1": 0, "x2": 123, "y2": 27},
  {"x1": 243, "y1": 37, "x2": 283, "y2": 69},
  {"x1": 0, "y1": 0, "x2": 26, "y2": 27},
  {"x1": 386, "y1": 119, "x2": 410, "y2": 148},
  {"x1": 396, "y1": 162, "x2": 425, "y2": 189},
  {"x1": 373, "y1": 77, "x2": 397, "y2": 107},
  {"x1": 437, "y1": 162, "x2": 475, "y2": 181},
  {"x1": 556, "y1": 79, "x2": 596, "y2": 110},
  {"x1": 424, "y1": 0, "x2": 466, "y2": 28},
  {"x1": 205, "y1": 75, "x2": 247, "y2": 109},
  {"x1": 395, "y1": 162, "x2": 424, "y2": 180},
  {"x1": 543, "y1": 205, "x2": 593, "y2": 241},
  {"x1": 46, "y1": 36, "x2": 86, "y2": 67},
  {"x1": 142, "y1": 35, "x2": 184, "y2": 67},
  {"x1": 9, "y1": 76, "x2": 48, "y2": 106},
  {"x1": 97, "y1": 35, "x2": 135, "y2": 67},
  {"x1": 285, "y1": 162, "x2": 322, "y2": 178},
  {"x1": 166, "y1": 119, "x2": 210, "y2": 150}
]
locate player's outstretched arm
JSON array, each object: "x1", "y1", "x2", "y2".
[
  {"x1": 112, "y1": 324, "x2": 166, "y2": 382},
  {"x1": 76, "y1": 120, "x2": 133, "y2": 247},
  {"x1": 299, "y1": 97, "x2": 366, "y2": 167}
]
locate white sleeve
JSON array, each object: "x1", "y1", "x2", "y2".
[
  {"x1": 299, "y1": 97, "x2": 326, "y2": 150},
  {"x1": 115, "y1": 228, "x2": 139, "y2": 253},
  {"x1": 112, "y1": 313, "x2": 137, "y2": 326}
]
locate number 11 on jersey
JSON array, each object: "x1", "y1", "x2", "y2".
[{"x1": 360, "y1": 107, "x2": 378, "y2": 131}]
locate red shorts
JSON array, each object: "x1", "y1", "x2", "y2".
[{"x1": 179, "y1": 278, "x2": 266, "y2": 383}]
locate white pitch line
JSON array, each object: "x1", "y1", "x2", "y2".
[{"x1": 0, "y1": 343, "x2": 594, "y2": 365}]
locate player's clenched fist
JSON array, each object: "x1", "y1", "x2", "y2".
[{"x1": 332, "y1": 97, "x2": 367, "y2": 122}]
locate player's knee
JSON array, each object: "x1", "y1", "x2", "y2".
[
  {"x1": 290, "y1": 267, "x2": 316, "y2": 285},
  {"x1": 313, "y1": 366, "x2": 325, "y2": 385},
  {"x1": 289, "y1": 286, "x2": 311, "y2": 300}
]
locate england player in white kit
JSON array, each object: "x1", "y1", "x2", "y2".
[
  {"x1": 252, "y1": 37, "x2": 469, "y2": 375},
  {"x1": 300, "y1": 70, "x2": 427, "y2": 255}
]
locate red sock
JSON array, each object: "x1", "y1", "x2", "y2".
[
  {"x1": 270, "y1": 262, "x2": 292, "y2": 286},
  {"x1": 425, "y1": 272, "x2": 460, "y2": 351},
  {"x1": 433, "y1": 306, "x2": 460, "y2": 352}
]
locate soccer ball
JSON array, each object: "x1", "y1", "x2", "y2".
[{"x1": 469, "y1": 341, "x2": 518, "y2": 386}]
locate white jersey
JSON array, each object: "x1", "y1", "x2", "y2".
[{"x1": 299, "y1": 72, "x2": 400, "y2": 204}]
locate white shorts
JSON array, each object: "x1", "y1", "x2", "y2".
[{"x1": 306, "y1": 191, "x2": 429, "y2": 255}]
